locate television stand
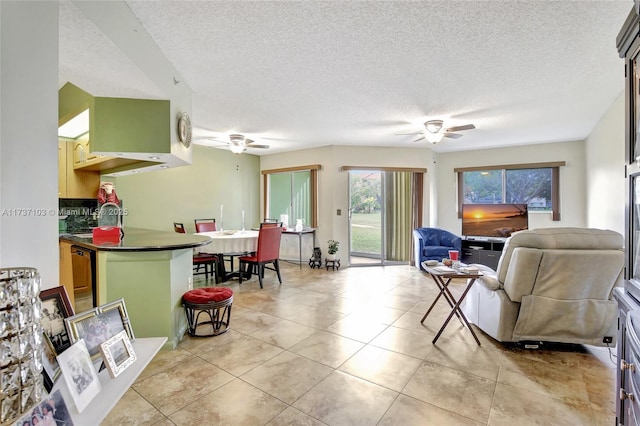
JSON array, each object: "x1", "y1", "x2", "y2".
[{"x1": 461, "y1": 237, "x2": 506, "y2": 270}]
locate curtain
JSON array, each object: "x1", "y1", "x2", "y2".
[{"x1": 385, "y1": 171, "x2": 414, "y2": 261}]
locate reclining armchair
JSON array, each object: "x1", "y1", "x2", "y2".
[
  {"x1": 463, "y1": 227, "x2": 624, "y2": 346},
  {"x1": 413, "y1": 227, "x2": 461, "y2": 270}
]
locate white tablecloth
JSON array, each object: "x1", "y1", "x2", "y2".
[{"x1": 196, "y1": 230, "x2": 259, "y2": 254}]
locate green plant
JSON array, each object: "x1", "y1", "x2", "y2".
[{"x1": 328, "y1": 239, "x2": 340, "y2": 255}]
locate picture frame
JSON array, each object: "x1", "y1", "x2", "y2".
[
  {"x1": 99, "y1": 330, "x2": 137, "y2": 378},
  {"x1": 13, "y1": 389, "x2": 73, "y2": 426},
  {"x1": 64, "y1": 298, "x2": 134, "y2": 361},
  {"x1": 39, "y1": 286, "x2": 74, "y2": 354},
  {"x1": 57, "y1": 339, "x2": 101, "y2": 413},
  {"x1": 41, "y1": 332, "x2": 61, "y2": 392}
]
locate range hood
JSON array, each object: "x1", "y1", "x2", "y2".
[{"x1": 59, "y1": 82, "x2": 191, "y2": 175}]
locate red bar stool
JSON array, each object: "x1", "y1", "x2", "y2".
[{"x1": 182, "y1": 287, "x2": 233, "y2": 337}]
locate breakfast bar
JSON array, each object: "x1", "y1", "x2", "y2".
[{"x1": 60, "y1": 228, "x2": 211, "y2": 349}]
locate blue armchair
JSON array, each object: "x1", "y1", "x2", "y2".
[{"x1": 413, "y1": 227, "x2": 462, "y2": 270}]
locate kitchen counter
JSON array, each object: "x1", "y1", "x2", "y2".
[
  {"x1": 59, "y1": 227, "x2": 211, "y2": 251},
  {"x1": 59, "y1": 227, "x2": 213, "y2": 349}
]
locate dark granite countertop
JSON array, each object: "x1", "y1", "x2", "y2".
[{"x1": 59, "y1": 227, "x2": 211, "y2": 252}]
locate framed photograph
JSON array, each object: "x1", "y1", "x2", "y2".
[
  {"x1": 64, "y1": 298, "x2": 134, "y2": 361},
  {"x1": 99, "y1": 330, "x2": 137, "y2": 378},
  {"x1": 57, "y1": 339, "x2": 101, "y2": 413},
  {"x1": 39, "y1": 286, "x2": 74, "y2": 354},
  {"x1": 41, "y1": 333, "x2": 61, "y2": 392},
  {"x1": 13, "y1": 389, "x2": 73, "y2": 426}
]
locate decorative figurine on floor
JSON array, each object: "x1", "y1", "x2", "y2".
[
  {"x1": 326, "y1": 240, "x2": 340, "y2": 270},
  {"x1": 309, "y1": 247, "x2": 322, "y2": 269}
]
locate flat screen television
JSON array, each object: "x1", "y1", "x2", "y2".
[{"x1": 462, "y1": 203, "x2": 528, "y2": 239}]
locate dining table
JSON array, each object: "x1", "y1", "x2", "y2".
[{"x1": 195, "y1": 230, "x2": 259, "y2": 282}]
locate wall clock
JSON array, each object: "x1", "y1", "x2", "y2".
[{"x1": 177, "y1": 112, "x2": 192, "y2": 148}]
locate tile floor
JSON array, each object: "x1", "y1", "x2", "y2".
[{"x1": 102, "y1": 262, "x2": 617, "y2": 425}]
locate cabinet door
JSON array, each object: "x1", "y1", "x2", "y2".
[
  {"x1": 66, "y1": 143, "x2": 99, "y2": 198},
  {"x1": 58, "y1": 241, "x2": 76, "y2": 309},
  {"x1": 58, "y1": 141, "x2": 67, "y2": 197},
  {"x1": 73, "y1": 135, "x2": 97, "y2": 168},
  {"x1": 461, "y1": 248, "x2": 479, "y2": 264},
  {"x1": 479, "y1": 251, "x2": 500, "y2": 270}
]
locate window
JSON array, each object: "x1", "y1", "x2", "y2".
[
  {"x1": 262, "y1": 165, "x2": 320, "y2": 228},
  {"x1": 455, "y1": 162, "x2": 565, "y2": 220}
]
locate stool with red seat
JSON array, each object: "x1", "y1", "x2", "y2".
[{"x1": 182, "y1": 287, "x2": 233, "y2": 337}]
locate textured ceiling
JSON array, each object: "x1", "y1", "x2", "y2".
[{"x1": 59, "y1": 1, "x2": 632, "y2": 154}]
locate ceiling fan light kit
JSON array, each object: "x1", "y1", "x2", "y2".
[
  {"x1": 397, "y1": 119, "x2": 476, "y2": 145},
  {"x1": 193, "y1": 131, "x2": 270, "y2": 153},
  {"x1": 426, "y1": 132, "x2": 445, "y2": 144}
]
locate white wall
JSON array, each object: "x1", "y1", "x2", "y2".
[
  {"x1": 0, "y1": 2, "x2": 59, "y2": 287},
  {"x1": 585, "y1": 91, "x2": 625, "y2": 235},
  {"x1": 436, "y1": 140, "x2": 587, "y2": 235},
  {"x1": 260, "y1": 145, "x2": 435, "y2": 261}
]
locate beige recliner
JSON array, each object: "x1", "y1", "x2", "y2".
[{"x1": 462, "y1": 227, "x2": 624, "y2": 346}]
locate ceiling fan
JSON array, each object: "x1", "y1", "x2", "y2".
[
  {"x1": 397, "y1": 120, "x2": 476, "y2": 144},
  {"x1": 194, "y1": 133, "x2": 270, "y2": 154}
]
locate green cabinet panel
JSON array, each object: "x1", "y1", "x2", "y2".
[{"x1": 91, "y1": 97, "x2": 170, "y2": 154}]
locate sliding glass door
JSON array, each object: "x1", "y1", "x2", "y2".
[{"x1": 348, "y1": 170, "x2": 414, "y2": 266}]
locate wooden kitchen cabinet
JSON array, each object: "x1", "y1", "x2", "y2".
[
  {"x1": 58, "y1": 241, "x2": 76, "y2": 310},
  {"x1": 59, "y1": 139, "x2": 99, "y2": 199},
  {"x1": 73, "y1": 133, "x2": 115, "y2": 170},
  {"x1": 58, "y1": 141, "x2": 67, "y2": 197}
]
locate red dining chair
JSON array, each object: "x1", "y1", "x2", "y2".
[
  {"x1": 260, "y1": 221, "x2": 282, "y2": 229},
  {"x1": 174, "y1": 222, "x2": 218, "y2": 282},
  {"x1": 194, "y1": 218, "x2": 217, "y2": 232},
  {"x1": 238, "y1": 226, "x2": 283, "y2": 288}
]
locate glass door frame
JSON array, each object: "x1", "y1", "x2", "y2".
[{"x1": 348, "y1": 170, "x2": 384, "y2": 266}]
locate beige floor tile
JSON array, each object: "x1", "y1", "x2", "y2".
[
  {"x1": 289, "y1": 331, "x2": 364, "y2": 368},
  {"x1": 378, "y1": 394, "x2": 483, "y2": 426},
  {"x1": 168, "y1": 378, "x2": 287, "y2": 425},
  {"x1": 231, "y1": 310, "x2": 283, "y2": 334},
  {"x1": 402, "y1": 361, "x2": 495, "y2": 423},
  {"x1": 488, "y1": 382, "x2": 595, "y2": 426},
  {"x1": 338, "y1": 345, "x2": 422, "y2": 391},
  {"x1": 149, "y1": 418, "x2": 176, "y2": 426},
  {"x1": 324, "y1": 316, "x2": 389, "y2": 343},
  {"x1": 132, "y1": 357, "x2": 234, "y2": 416},
  {"x1": 109, "y1": 265, "x2": 619, "y2": 425},
  {"x1": 102, "y1": 389, "x2": 165, "y2": 426},
  {"x1": 265, "y1": 406, "x2": 327, "y2": 425},
  {"x1": 498, "y1": 351, "x2": 590, "y2": 405},
  {"x1": 199, "y1": 335, "x2": 283, "y2": 376},
  {"x1": 280, "y1": 306, "x2": 346, "y2": 328},
  {"x1": 293, "y1": 371, "x2": 398, "y2": 425},
  {"x1": 176, "y1": 329, "x2": 245, "y2": 354},
  {"x1": 311, "y1": 295, "x2": 363, "y2": 314},
  {"x1": 133, "y1": 347, "x2": 196, "y2": 383},
  {"x1": 282, "y1": 291, "x2": 332, "y2": 306},
  {"x1": 241, "y1": 351, "x2": 333, "y2": 403},
  {"x1": 344, "y1": 305, "x2": 405, "y2": 325},
  {"x1": 250, "y1": 319, "x2": 317, "y2": 349},
  {"x1": 425, "y1": 338, "x2": 503, "y2": 381},
  {"x1": 370, "y1": 326, "x2": 435, "y2": 359},
  {"x1": 250, "y1": 298, "x2": 311, "y2": 318},
  {"x1": 391, "y1": 310, "x2": 449, "y2": 335}
]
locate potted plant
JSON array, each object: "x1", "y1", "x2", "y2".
[{"x1": 327, "y1": 240, "x2": 339, "y2": 260}]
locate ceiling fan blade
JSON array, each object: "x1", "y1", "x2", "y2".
[
  {"x1": 412, "y1": 136, "x2": 426, "y2": 143},
  {"x1": 444, "y1": 133, "x2": 464, "y2": 139},
  {"x1": 445, "y1": 124, "x2": 475, "y2": 133},
  {"x1": 396, "y1": 131, "x2": 423, "y2": 136},
  {"x1": 248, "y1": 144, "x2": 270, "y2": 149}
]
